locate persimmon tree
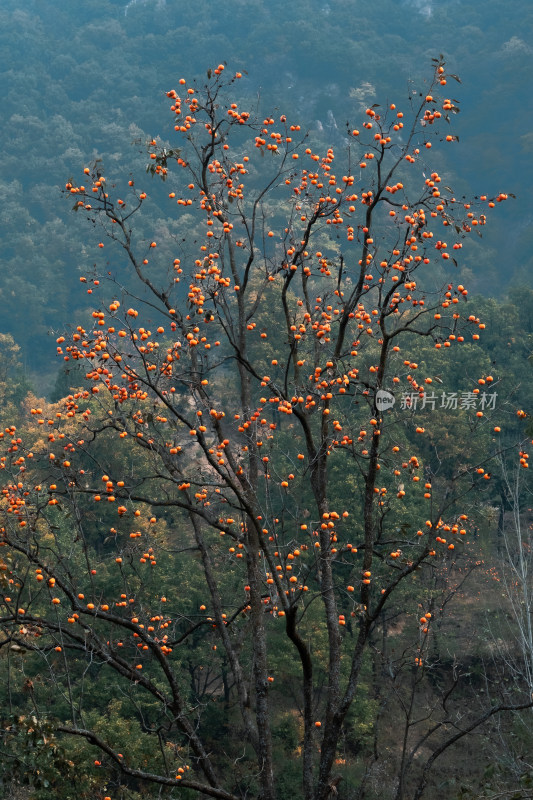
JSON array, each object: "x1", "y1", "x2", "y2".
[{"x1": 1, "y1": 59, "x2": 530, "y2": 800}]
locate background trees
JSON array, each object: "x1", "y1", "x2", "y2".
[
  {"x1": 1, "y1": 61, "x2": 532, "y2": 800},
  {"x1": 0, "y1": 0, "x2": 532, "y2": 372}
]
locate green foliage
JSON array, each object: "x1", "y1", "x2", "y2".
[
  {"x1": 0, "y1": 714, "x2": 98, "y2": 799},
  {"x1": 0, "y1": 333, "x2": 31, "y2": 425}
]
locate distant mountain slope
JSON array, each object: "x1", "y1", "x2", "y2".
[{"x1": 0, "y1": 0, "x2": 531, "y2": 369}]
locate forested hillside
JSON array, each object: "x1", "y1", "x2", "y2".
[
  {"x1": 1, "y1": 4, "x2": 533, "y2": 800},
  {"x1": 0, "y1": 0, "x2": 532, "y2": 371}
]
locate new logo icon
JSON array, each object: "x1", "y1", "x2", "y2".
[{"x1": 375, "y1": 389, "x2": 395, "y2": 411}]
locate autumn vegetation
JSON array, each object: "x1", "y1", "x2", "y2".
[{"x1": 1, "y1": 59, "x2": 533, "y2": 800}]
